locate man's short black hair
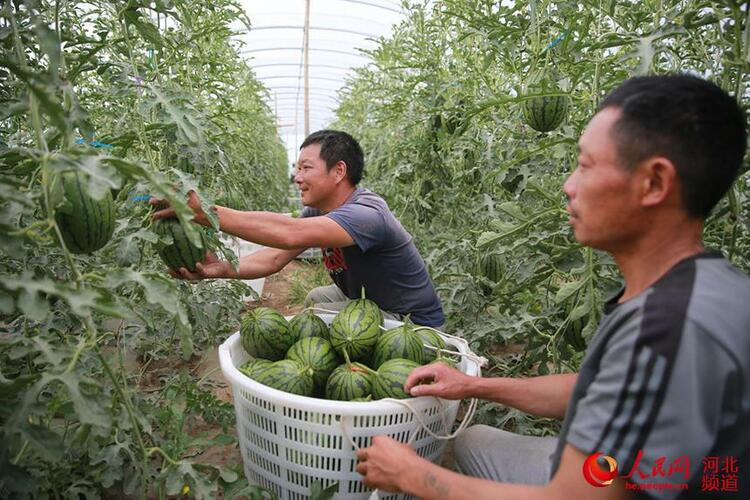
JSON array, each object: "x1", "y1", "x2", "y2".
[
  {"x1": 600, "y1": 74, "x2": 747, "y2": 219},
  {"x1": 300, "y1": 130, "x2": 365, "y2": 185}
]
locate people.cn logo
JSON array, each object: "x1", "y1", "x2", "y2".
[{"x1": 583, "y1": 452, "x2": 619, "y2": 487}]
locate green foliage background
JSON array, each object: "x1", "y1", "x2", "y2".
[
  {"x1": 333, "y1": 0, "x2": 750, "y2": 433},
  {"x1": 1, "y1": 0, "x2": 286, "y2": 497}
]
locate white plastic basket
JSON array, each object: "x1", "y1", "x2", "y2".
[{"x1": 218, "y1": 314, "x2": 481, "y2": 500}]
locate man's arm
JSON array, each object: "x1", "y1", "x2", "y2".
[
  {"x1": 357, "y1": 438, "x2": 629, "y2": 500},
  {"x1": 151, "y1": 191, "x2": 355, "y2": 250},
  {"x1": 214, "y1": 206, "x2": 355, "y2": 250},
  {"x1": 171, "y1": 247, "x2": 304, "y2": 280},
  {"x1": 406, "y1": 363, "x2": 576, "y2": 419}
]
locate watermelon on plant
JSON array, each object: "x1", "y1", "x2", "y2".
[
  {"x1": 325, "y1": 362, "x2": 373, "y2": 401},
  {"x1": 286, "y1": 337, "x2": 340, "y2": 390},
  {"x1": 54, "y1": 170, "x2": 115, "y2": 254},
  {"x1": 371, "y1": 317, "x2": 424, "y2": 368},
  {"x1": 240, "y1": 307, "x2": 297, "y2": 361},
  {"x1": 153, "y1": 218, "x2": 206, "y2": 272},
  {"x1": 372, "y1": 358, "x2": 420, "y2": 400},
  {"x1": 254, "y1": 359, "x2": 314, "y2": 396},
  {"x1": 289, "y1": 310, "x2": 329, "y2": 340},
  {"x1": 329, "y1": 292, "x2": 383, "y2": 361},
  {"x1": 480, "y1": 253, "x2": 503, "y2": 283},
  {"x1": 522, "y1": 91, "x2": 569, "y2": 132}
]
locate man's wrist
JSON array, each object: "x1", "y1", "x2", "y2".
[{"x1": 396, "y1": 453, "x2": 432, "y2": 495}]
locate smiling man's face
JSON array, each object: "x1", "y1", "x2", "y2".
[{"x1": 294, "y1": 143, "x2": 341, "y2": 209}]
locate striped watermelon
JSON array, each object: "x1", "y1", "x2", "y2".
[
  {"x1": 286, "y1": 337, "x2": 340, "y2": 390},
  {"x1": 415, "y1": 327, "x2": 446, "y2": 364},
  {"x1": 153, "y1": 219, "x2": 206, "y2": 272},
  {"x1": 289, "y1": 310, "x2": 329, "y2": 340},
  {"x1": 522, "y1": 93, "x2": 569, "y2": 132},
  {"x1": 371, "y1": 318, "x2": 424, "y2": 368},
  {"x1": 372, "y1": 358, "x2": 420, "y2": 400},
  {"x1": 480, "y1": 253, "x2": 503, "y2": 283},
  {"x1": 329, "y1": 294, "x2": 383, "y2": 361},
  {"x1": 54, "y1": 170, "x2": 115, "y2": 254},
  {"x1": 238, "y1": 358, "x2": 273, "y2": 379},
  {"x1": 255, "y1": 359, "x2": 314, "y2": 396},
  {"x1": 240, "y1": 307, "x2": 297, "y2": 361},
  {"x1": 325, "y1": 362, "x2": 373, "y2": 401}
]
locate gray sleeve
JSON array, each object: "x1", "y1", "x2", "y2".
[
  {"x1": 325, "y1": 203, "x2": 386, "y2": 252},
  {"x1": 565, "y1": 317, "x2": 734, "y2": 495}
]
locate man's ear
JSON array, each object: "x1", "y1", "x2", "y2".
[
  {"x1": 334, "y1": 161, "x2": 348, "y2": 184},
  {"x1": 638, "y1": 157, "x2": 678, "y2": 208}
]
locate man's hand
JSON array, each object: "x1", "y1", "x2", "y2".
[
  {"x1": 169, "y1": 252, "x2": 234, "y2": 280},
  {"x1": 405, "y1": 362, "x2": 475, "y2": 399},
  {"x1": 151, "y1": 190, "x2": 211, "y2": 226},
  {"x1": 356, "y1": 436, "x2": 423, "y2": 493}
]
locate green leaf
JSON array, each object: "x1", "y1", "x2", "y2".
[
  {"x1": 32, "y1": 19, "x2": 62, "y2": 74},
  {"x1": 477, "y1": 231, "x2": 501, "y2": 248},
  {"x1": 309, "y1": 480, "x2": 338, "y2": 500},
  {"x1": 20, "y1": 422, "x2": 65, "y2": 463},
  {"x1": 497, "y1": 201, "x2": 527, "y2": 221},
  {"x1": 53, "y1": 371, "x2": 111, "y2": 429},
  {"x1": 17, "y1": 287, "x2": 49, "y2": 321},
  {"x1": 554, "y1": 280, "x2": 584, "y2": 304}
]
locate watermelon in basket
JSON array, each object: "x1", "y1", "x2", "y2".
[{"x1": 219, "y1": 312, "x2": 481, "y2": 500}]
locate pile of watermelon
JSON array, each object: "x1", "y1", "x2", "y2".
[{"x1": 237, "y1": 297, "x2": 459, "y2": 401}]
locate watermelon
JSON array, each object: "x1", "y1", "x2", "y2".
[
  {"x1": 371, "y1": 318, "x2": 424, "y2": 368},
  {"x1": 238, "y1": 358, "x2": 273, "y2": 379},
  {"x1": 480, "y1": 253, "x2": 503, "y2": 283},
  {"x1": 372, "y1": 358, "x2": 420, "y2": 400},
  {"x1": 286, "y1": 337, "x2": 340, "y2": 390},
  {"x1": 522, "y1": 92, "x2": 569, "y2": 132},
  {"x1": 289, "y1": 310, "x2": 329, "y2": 340},
  {"x1": 415, "y1": 327, "x2": 446, "y2": 364},
  {"x1": 329, "y1": 293, "x2": 383, "y2": 361},
  {"x1": 254, "y1": 359, "x2": 314, "y2": 396},
  {"x1": 54, "y1": 170, "x2": 115, "y2": 254},
  {"x1": 240, "y1": 307, "x2": 297, "y2": 361},
  {"x1": 325, "y1": 362, "x2": 373, "y2": 401},
  {"x1": 153, "y1": 218, "x2": 206, "y2": 272}
]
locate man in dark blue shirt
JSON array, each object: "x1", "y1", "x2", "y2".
[{"x1": 154, "y1": 130, "x2": 443, "y2": 327}]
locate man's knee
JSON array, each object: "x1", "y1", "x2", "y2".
[
  {"x1": 304, "y1": 284, "x2": 345, "y2": 308},
  {"x1": 453, "y1": 424, "x2": 495, "y2": 473}
]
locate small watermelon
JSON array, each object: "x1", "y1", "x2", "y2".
[
  {"x1": 153, "y1": 218, "x2": 207, "y2": 272},
  {"x1": 479, "y1": 253, "x2": 503, "y2": 283},
  {"x1": 329, "y1": 292, "x2": 383, "y2": 361},
  {"x1": 255, "y1": 359, "x2": 314, "y2": 396},
  {"x1": 286, "y1": 337, "x2": 340, "y2": 390},
  {"x1": 289, "y1": 310, "x2": 330, "y2": 340},
  {"x1": 240, "y1": 307, "x2": 297, "y2": 361},
  {"x1": 238, "y1": 358, "x2": 273, "y2": 379},
  {"x1": 415, "y1": 327, "x2": 447, "y2": 364},
  {"x1": 325, "y1": 362, "x2": 373, "y2": 401},
  {"x1": 522, "y1": 92, "x2": 569, "y2": 133},
  {"x1": 371, "y1": 318, "x2": 424, "y2": 368},
  {"x1": 372, "y1": 358, "x2": 420, "y2": 400},
  {"x1": 54, "y1": 170, "x2": 115, "y2": 254}
]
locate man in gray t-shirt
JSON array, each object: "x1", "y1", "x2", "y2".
[
  {"x1": 354, "y1": 76, "x2": 749, "y2": 499},
  {"x1": 154, "y1": 129, "x2": 443, "y2": 327},
  {"x1": 302, "y1": 188, "x2": 443, "y2": 326}
]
